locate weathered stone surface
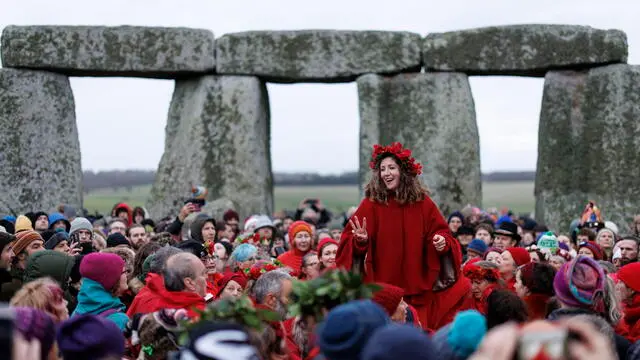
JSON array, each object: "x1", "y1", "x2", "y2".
[
  {"x1": 581, "y1": 64, "x2": 640, "y2": 233},
  {"x1": 536, "y1": 64, "x2": 640, "y2": 233},
  {"x1": 423, "y1": 25, "x2": 628, "y2": 76},
  {"x1": 216, "y1": 30, "x2": 422, "y2": 83},
  {"x1": 358, "y1": 73, "x2": 481, "y2": 215},
  {"x1": 0, "y1": 69, "x2": 82, "y2": 215},
  {"x1": 535, "y1": 71, "x2": 590, "y2": 232},
  {"x1": 147, "y1": 75, "x2": 272, "y2": 219},
  {"x1": 1, "y1": 25, "x2": 215, "y2": 78}
]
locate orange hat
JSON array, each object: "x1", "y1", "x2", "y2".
[
  {"x1": 12, "y1": 230, "x2": 43, "y2": 255},
  {"x1": 287, "y1": 221, "x2": 312, "y2": 246}
]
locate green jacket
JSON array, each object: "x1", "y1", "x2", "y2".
[
  {"x1": 72, "y1": 278, "x2": 129, "y2": 331},
  {"x1": 23, "y1": 250, "x2": 77, "y2": 312}
]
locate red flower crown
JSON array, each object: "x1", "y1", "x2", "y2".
[
  {"x1": 369, "y1": 142, "x2": 423, "y2": 176},
  {"x1": 243, "y1": 260, "x2": 285, "y2": 281},
  {"x1": 463, "y1": 264, "x2": 501, "y2": 282}
]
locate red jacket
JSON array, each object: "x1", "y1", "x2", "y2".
[
  {"x1": 336, "y1": 196, "x2": 468, "y2": 330},
  {"x1": 127, "y1": 273, "x2": 205, "y2": 318},
  {"x1": 622, "y1": 294, "x2": 640, "y2": 342}
]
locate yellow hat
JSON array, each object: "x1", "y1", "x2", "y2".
[{"x1": 14, "y1": 215, "x2": 33, "y2": 233}]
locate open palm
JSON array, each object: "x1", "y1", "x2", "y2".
[{"x1": 349, "y1": 216, "x2": 368, "y2": 243}]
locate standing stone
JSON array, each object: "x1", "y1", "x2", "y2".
[
  {"x1": 423, "y1": 25, "x2": 627, "y2": 76},
  {"x1": 0, "y1": 69, "x2": 82, "y2": 215},
  {"x1": 357, "y1": 73, "x2": 481, "y2": 215},
  {"x1": 216, "y1": 30, "x2": 422, "y2": 82},
  {"x1": 147, "y1": 76, "x2": 272, "y2": 219},
  {"x1": 535, "y1": 71, "x2": 590, "y2": 232},
  {"x1": 1, "y1": 26, "x2": 215, "y2": 78},
  {"x1": 581, "y1": 64, "x2": 640, "y2": 233}
]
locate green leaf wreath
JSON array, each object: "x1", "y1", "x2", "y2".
[
  {"x1": 288, "y1": 269, "x2": 381, "y2": 322},
  {"x1": 179, "y1": 296, "x2": 280, "y2": 345}
]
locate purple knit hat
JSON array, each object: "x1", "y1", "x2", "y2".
[
  {"x1": 56, "y1": 314, "x2": 125, "y2": 360},
  {"x1": 553, "y1": 255, "x2": 605, "y2": 312},
  {"x1": 13, "y1": 307, "x2": 56, "y2": 360}
]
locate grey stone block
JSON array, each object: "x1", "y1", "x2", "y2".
[
  {"x1": 216, "y1": 30, "x2": 422, "y2": 83},
  {"x1": 357, "y1": 73, "x2": 481, "y2": 215},
  {"x1": 424, "y1": 25, "x2": 627, "y2": 76},
  {"x1": 581, "y1": 64, "x2": 640, "y2": 233},
  {"x1": 0, "y1": 69, "x2": 82, "y2": 215},
  {"x1": 1, "y1": 25, "x2": 215, "y2": 78},
  {"x1": 535, "y1": 71, "x2": 590, "y2": 232},
  {"x1": 147, "y1": 75, "x2": 272, "y2": 219}
]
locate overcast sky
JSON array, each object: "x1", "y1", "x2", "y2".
[{"x1": 1, "y1": 0, "x2": 638, "y2": 174}]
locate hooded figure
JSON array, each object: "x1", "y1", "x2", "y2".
[
  {"x1": 23, "y1": 250, "x2": 77, "y2": 313},
  {"x1": 111, "y1": 203, "x2": 133, "y2": 227},
  {"x1": 189, "y1": 215, "x2": 216, "y2": 243},
  {"x1": 48, "y1": 213, "x2": 71, "y2": 232}
]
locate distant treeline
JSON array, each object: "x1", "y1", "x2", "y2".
[{"x1": 82, "y1": 170, "x2": 535, "y2": 192}]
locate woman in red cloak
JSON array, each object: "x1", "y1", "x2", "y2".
[{"x1": 336, "y1": 142, "x2": 470, "y2": 330}]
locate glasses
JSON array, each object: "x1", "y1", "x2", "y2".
[
  {"x1": 305, "y1": 261, "x2": 319, "y2": 267},
  {"x1": 247, "y1": 257, "x2": 258, "y2": 262}
]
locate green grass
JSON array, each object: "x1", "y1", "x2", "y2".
[{"x1": 84, "y1": 181, "x2": 535, "y2": 216}]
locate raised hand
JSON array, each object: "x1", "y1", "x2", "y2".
[
  {"x1": 349, "y1": 216, "x2": 368, "y2": 243},
  {"x1": 433, "y1": 234, "x2": 446, "y2": 251},
  {"x1": 68, "y1": 242, "x2": 82, "y2": 256}
]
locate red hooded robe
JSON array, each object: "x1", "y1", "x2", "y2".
[{"x1": 336, "y1": 195, "x2": 470, "y2": 330}]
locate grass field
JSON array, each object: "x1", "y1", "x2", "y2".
[{"x1": 84, "y1": 181, "x2": 535, "y2": 216}]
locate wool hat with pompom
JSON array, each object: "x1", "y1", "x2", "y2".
[
  {"x1": 432, "y1": 310, "x2": 487, "y2": 360},
  {"x1": 80, "y1": 253, "x2": 125, "y2": 291},
  {"x1": 506, "y1": 247, "x2": 531, "y2": 267},
  {"x1": 371, "y1": 283, "x2": 404, "y2": 316}
]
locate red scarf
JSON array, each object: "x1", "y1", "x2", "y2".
[{"x1": 277, "y1": 246, "x2": 309, "y2": 276}]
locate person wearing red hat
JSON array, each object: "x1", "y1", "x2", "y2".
[
  {"x1": 336, "y1": 142, "x2": 469, "y2": 330},
  {"x1": 371, "y1": 282, "x2": 422, "y2": 328},
  {"x1": 277, "y1": 221, "x2": 313, "y2": 276},
  {"x1": 616, "y1": 262, "x2": 640, "y2": 342},
  {"x1": 462, "y1": 260, "x2": 503, "y2": 315},
  {"x1": 317, "y1": 237, "x2": 338, "y2": 271},
  {"x1": 578, "y1": 241, "x2": 605, "y2": 261},
  {"x1": 216, "y1": 272, "x2": 248, "y2": 300},
  {"x1": 500, "y1": 247, "x2": 531, "y2": 292}
]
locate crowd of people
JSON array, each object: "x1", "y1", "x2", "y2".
[{"x1": 2, "y1": 142, "x2": 640, "y2": 359}]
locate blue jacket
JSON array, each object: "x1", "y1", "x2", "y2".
[{"x1": 72, "y1": 278, "x2": 129, "y2": 331}]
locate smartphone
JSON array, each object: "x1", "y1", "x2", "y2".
[
  {"x1": 185, "y1": 198, "x2": 205, "y2": 211},
  {"x1": 274, "y1": 247, "x2": 286, "y2": 257},
  {"x1": 517, "y1": 329, "x2": 568, "y2": 360},
  {"x1": 0, "y1": 307, "x2": 14, "y2": 360},
  {"x1": 80, "y1": 242, "x2": 94, "y2": 255}
]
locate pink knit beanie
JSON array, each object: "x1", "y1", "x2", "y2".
[{"x1": 80, "y1": 253, "x2": 124, "y2": 291}]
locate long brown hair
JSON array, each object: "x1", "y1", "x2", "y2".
[{"x1": 365, "y1": 155, "x2": 429, "y2": 205}]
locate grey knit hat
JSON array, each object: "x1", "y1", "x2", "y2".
[{"x1": 69, "y1": 217, "x2": 92, "y2": 236}]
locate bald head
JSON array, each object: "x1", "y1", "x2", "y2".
[{"x1": 164, "y1": 252, "x2": 202, "y2": 293}]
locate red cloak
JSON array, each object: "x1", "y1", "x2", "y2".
[{"x1": 336, "y1": 195, "x2": 469, "y2": 330}]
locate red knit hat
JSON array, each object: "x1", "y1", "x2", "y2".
[
  {"x1": 618, "y1": 263, "x2": 640, "y2": 292},
  {"x1": 215, "y1": 272, "x2": 248, "y2": 298},
  {"x1": 371, "y1": 283, "x2": 404, "y2": 316},
  {"x1": 317, "y1": 237, "x2": 338, "y2": 254},
  {"x1": 506, "y1": 247, "x2": 531, "y2": 267},
  {"x1": 288, "y1": 221, "x2": 313, "y2": 246},
  {"x1": 80, "y1": 253, "x2": 125, "y2": 291},
  {"x1": 578, "y1": 241, "x2": 604, "y2": 261}
]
